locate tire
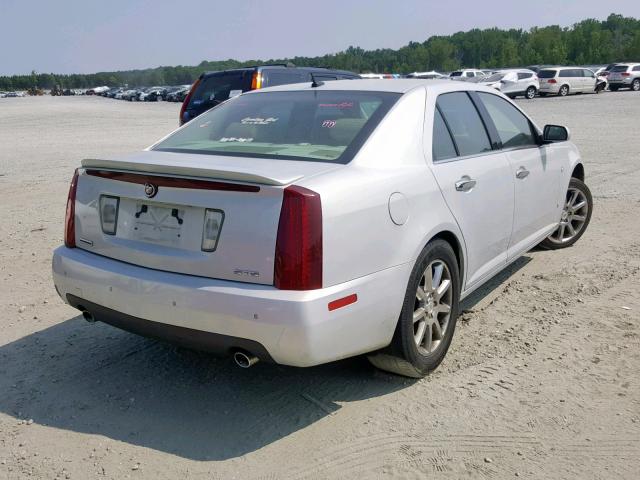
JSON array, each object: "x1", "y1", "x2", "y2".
[
  {"x1": 558, "y1": 85, "x2": 569, "y2": 97},
  {"x1": 539, "y1": 92, "x2": 548, "y2": 97},
  {"x1": 632, "y1": 79, "x2": 640, "y2": 92},
  {"x1": 368, "y1": 239, "x2": 460, "y2": 378},
  {"x1": 539, "y1": 178, "x2": 592, "y2": 250},
  {"x1": 610, "y1": 86, "x2": 619, "y2": 92},
  {"x1": 525, "y1": 86, "x2": 536, "y2": 99}
]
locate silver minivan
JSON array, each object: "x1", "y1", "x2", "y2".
[
  {"x1": 538, "y1": 67, "x2": 597, "y2": 96},
  {"x1": 608, "y1": 63, "x2": 640, "y2": 92}
]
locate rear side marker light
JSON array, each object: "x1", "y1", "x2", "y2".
[
  {"x1": 64, "y1": 169, "x2": 79, "y2": 248},
  {"x1": 99, "y1": 195, "x2": 119, "y2": 235},
  {"x1": 201, "y1": 209, "x2": 224, "y2": 252},
  {"x1": 274, "y1": 186, "x2": 322, "y2": 290},
  {"x1": 328, "y1": 294, "x2": 358, "y2": 311}
]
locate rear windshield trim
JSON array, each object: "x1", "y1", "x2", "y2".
[{"x1": 155, "y1": 90, "x2": 402, "y2": 165}]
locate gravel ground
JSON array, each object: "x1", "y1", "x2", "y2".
[{"x1": 0, "y1": 93, "x2": 639, "y2": 480}]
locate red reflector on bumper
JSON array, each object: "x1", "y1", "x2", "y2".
[{"x1": 328, "y1": 294, "x2": 358, "y2": 311}]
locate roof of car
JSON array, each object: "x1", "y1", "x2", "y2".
[{"x1": 249, "y1": 78, "x2": 496, "y2": 95}]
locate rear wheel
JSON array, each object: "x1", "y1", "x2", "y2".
[
  {"x1": 610, "y1": 86, "x2": 619, "y2": 92},
  {"x1": 368, "y1": 240, "x2": 460, "y2": 378},
  {"x1": 558, "y1": 85, "x2": 570, "y2": 96},
  {"x1": 525, "y1": 86, "x2": 537, "y2": 99},
  {"x1": 632, "y1": 79, "x2": 640, "y2": 92},
  {"x1": 539, "y1": 178, "x2": 592, "y2": 250}
]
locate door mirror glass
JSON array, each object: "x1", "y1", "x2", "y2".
[{"x1": 543, "y1": 124, "x2": 569, "y2": 142}]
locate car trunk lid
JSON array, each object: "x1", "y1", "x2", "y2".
[{"x1": 74, "y1": 151, "x2": 340, "y2": 285}]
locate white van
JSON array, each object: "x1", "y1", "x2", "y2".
[{"x1": 538, "y1": 67, "x2": 597, "y2": 96}]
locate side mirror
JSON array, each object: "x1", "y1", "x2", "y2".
[{"x1": 543, "y1": 124, "x2": 570, "y2": 143}]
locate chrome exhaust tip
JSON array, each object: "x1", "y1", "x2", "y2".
[
  {"x1": 81, "y1": 310, "x2": 96, "y2": 323},
  {"x1": 233, "y1": 350, "x2": 259, "y2": 368}
]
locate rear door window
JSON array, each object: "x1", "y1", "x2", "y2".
[
  {"x1": 517, "y1": 72, "x2": 533, "y2": 80},
  {"x1": 633, "y1": 66, "x2": 640, "y2": 72},
  {"x1": 559, "y1": 70, "x2": 572, "y2": 78},
  {"x1": 478, "y1": 93, "x2": 537, "y2": 149},
  {"x1": 432, "y1": 109, "x2": 458, "y2": 161},
  {"x1": 436, "y1": 92, "x2": 492, "y2": 157}
]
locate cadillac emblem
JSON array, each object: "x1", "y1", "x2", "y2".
[{"x1": 144, "y1": 182, "x2": 158, "y2": 198}]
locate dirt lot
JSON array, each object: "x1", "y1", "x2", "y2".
[{"x1": 0, "y1": 93, "x2": 639, "y2": 480}]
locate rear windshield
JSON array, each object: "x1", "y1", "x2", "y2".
[
  {"x1": 154, "y1": 90, "x2": 400, "y2": 163},
  {"x1": 450, "y1": 72, "x2": 462, "y2": 77},
  {"x1": 538, "y1": 70, "x2": 557, "y2": 78},
  {"x1": 611, "y1": 65, "x2": 629, "y2": 72},
  {"x1": 187, "y1": 71, "x2": 250, "y2": 111}
]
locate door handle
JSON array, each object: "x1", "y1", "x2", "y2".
[
  {"x1": 516, "y1": 167, "x2": 530, "y2": 179},
  {"x1": 455, "y1": 176, "x2": 477, "y2": 192}
]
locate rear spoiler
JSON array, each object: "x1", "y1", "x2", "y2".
[{"x1": 81, "y1": 157, "x2": 302, "y2": 187}]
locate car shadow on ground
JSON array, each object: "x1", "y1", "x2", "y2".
[
  {"x1": 0, "y1": 257, "x2": 530, "y2": 461},
  {"x1": 460, "y1": 256, "x2": 532, "y2": 311},
  {"x1": 0, "y1": 314, "x2": 413, "y2": 461}
]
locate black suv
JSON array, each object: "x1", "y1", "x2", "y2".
[{"x1": 179, "y1": 65, "x2": 360, "y2": 124}]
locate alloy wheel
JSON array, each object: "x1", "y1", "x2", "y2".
[
  {"x1": 413, "y1": 260, "x2": 453, "y2": 354},
  {"x1": 548, "y1": 187, "x2": 589, "y2": 244},
  {"x1": 633, "y1": 80, "x2": 640, "y2": 92},
  {"x1": 526, "y1": 87, "x2": 536, "y2": 99}
]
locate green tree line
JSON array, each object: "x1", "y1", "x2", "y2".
[{"x1": 2, "y1": 13, "x2": 639, "y2": 91}]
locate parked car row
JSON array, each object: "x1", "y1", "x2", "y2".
[
  {"x1": 95, "y1": 85, "x2": 192, "y2": 102},
  {"x1": 0, "y1": 91, "x2": 26, "y2": 98}
]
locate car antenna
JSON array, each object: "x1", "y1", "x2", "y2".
[{"x1": 310, "y1": 73, "x2": 324, "y2": 88}]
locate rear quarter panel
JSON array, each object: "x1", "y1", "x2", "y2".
[{"x1": 298, "y1": 87, "x2": 462, "y2": 288}]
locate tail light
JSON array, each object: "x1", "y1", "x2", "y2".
[
  {"x1": 64, "y1": 169, "x2": 79, "y2": 248},
  {"x1": 274, "y1": 186, "x2": 322, "y2": 290},
  {"x1": 621, "y1": 72, "x2": 631, "y2": 77},
  {"x1": 548, "y1": 79, "x2": 557, "y2": 84},
  {"x1": 250, "y1": 71, "x2": 262, "y2": 90},
  {"x1": 179, "y1": 77, "x2": 201, "y2": 126}
]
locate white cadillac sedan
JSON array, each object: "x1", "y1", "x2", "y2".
[{"x1": 52, "y1": 79, "x2": 592, "y2": 377}]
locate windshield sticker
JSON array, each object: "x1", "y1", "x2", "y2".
[
  {"x1": 229, "y1": 90, "x2": 243, "y2": 98},
  {"x1": 220, "y1": 137, "x2": 254, "y2": 143},
  {"x1": 322, "y1": 120, "x2": 337, "y2": 128},
  {"x1": 319, "y1": 102, "x2": 354, "y2": 109},
  {"x1": 241, "y1": 117, "x2": 278, "y2": 125},
  {"x1": 199, "y1": 121, "x2": 212, "y2": 128}
]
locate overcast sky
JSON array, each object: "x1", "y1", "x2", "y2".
[{"x1": 1, "y1": 0, "x2": 638, "y2": 76}]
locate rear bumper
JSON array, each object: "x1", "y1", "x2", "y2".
[
  {"x1": 539, "y1": 84, "x2": 560, "y2": 93},
  {"x1": 609, "y1": 80, "x2": 633, "y2": 87},
  {"x1": 52, "y1": 247, "x2": 410, "y2": 367}
]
